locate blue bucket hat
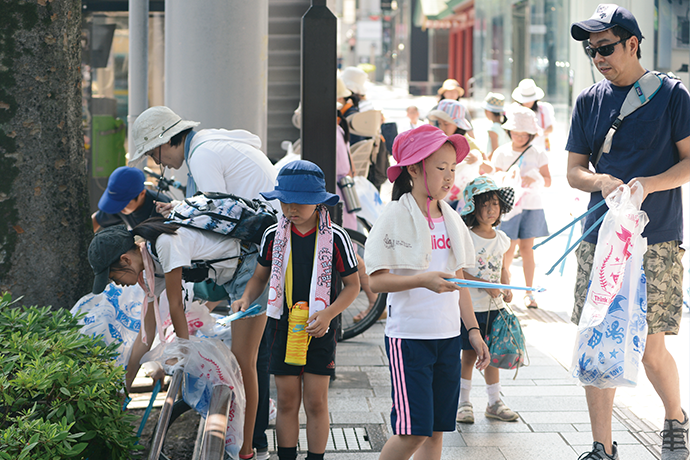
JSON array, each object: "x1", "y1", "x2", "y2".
[
  {"x1": 261, "y1": 160, "x2": 339, "y2": 206},
  {"x1": 98, "y1": 166, "x2": 146, "y2": 214},
  {"x1": 460, "y1": 176, "x2": 514, "y2": 216}
]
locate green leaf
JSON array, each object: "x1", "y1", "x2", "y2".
[{"x1": 59, "y1": 386, "x2": 71, "y2": 397}]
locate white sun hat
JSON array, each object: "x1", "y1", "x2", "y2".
[
  {"x1": 501, "y1": 106, "x2": 541, "y2": 135},
  {"x1": 511, "y1": 78, "x2": 545, "y2": 104},
  {"x1": 129, "y1": 106, "x2": 200, "y2": 163},
  {"x1": 341, "y1": 66, "x2": 368, "y2": 95},
  {"x1": 337, "y1": 76, "x2": 352, "y2": 99}
]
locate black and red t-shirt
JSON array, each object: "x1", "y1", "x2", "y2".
[{"x1": 258, "y1": 223, "x2": 358, "y2": 330}]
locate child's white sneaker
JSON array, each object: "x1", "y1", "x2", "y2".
[
  {"x1": 456, "y1": 402, "x2": 474, "y2": 424},
  {"x1": 485, "y1": 400, "x2": 518, "y2": 422}
]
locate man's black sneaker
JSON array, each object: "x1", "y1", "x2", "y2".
[{"x1": 661, "y1": 409, "x2": 689, "y2": 460}]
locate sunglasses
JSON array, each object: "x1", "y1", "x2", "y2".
[{"x1": 585, "y1": 39, "x2": 624, "y2": 59}]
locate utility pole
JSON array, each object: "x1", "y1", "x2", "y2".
[
  {"x1": 128, "y1": 0, "x2": 148, "y2": 159},
  {"x1": 301, "y1": 0, "x2": 338, "y2": 219}
]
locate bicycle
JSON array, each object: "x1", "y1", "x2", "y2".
[{"x1": 340, "y1": 228, "x2": 387, "y2": 341}]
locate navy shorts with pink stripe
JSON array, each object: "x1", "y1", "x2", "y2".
[{"x1": 385, "y1": 335, "x2": 461, "y2": 436}]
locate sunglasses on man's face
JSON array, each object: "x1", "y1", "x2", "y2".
[{"x1": 584, "y1": 39, "x2": 624, "y2": 59}]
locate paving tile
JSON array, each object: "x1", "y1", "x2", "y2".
[
  {"x1": 570, "y1": 444, "x2": 658, "y2": 460},
  {"x1": 335, "y1": 354, "x2": 385, "y2": 366},
  {"x1": 563, "y1": 430, "x2": 641, "y2": 446},
  {"x1": 331, "y1": 411, "x2": 386, "y2": 424},
  {"x1": 368, "y1": 397, "x2": 393, "y2": 414},
  {"x1": 519, "y1": 410, "x2": 592, "y2": 424},
  {"x1": 501, "y1": 385, "x2": 584, "y2": 397},
  {"x1": 441, "y1": 430, "x2": 467, "y2": 447},
  {"x1": 573, "y1": 421, "x2": 626, "y2": 432},
  {"x1": 528, "y1": 423, "x2": 577, "y2": 432},
  {"x1": 498, "y1": 444, "x2": 578, "y2": 460},
  {"x1": 457, "y1": 421, "x2": 532, "y2": 433},
  {"x1": 328, "y1": 397, "x2": 370, "y2": 412},
  {"x1": 509, "y1": 365, "x2": 571, "y2": 380},
  {"x1": 461, "y1": 431, "x2": 569, "y2": 447},
  {"x1": 328, "y1": 388, "x2": 374, "y2": 398},
  {"x1": 502, "y1": 395, "x2": 588, "y2": 412},
  {"x1": 439, "y1": 446, "x2": 506, "y2": 460}
]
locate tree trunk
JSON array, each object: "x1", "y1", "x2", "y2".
[{"x1": 0, "y1": 0, "x2": 92, "y2": 309}]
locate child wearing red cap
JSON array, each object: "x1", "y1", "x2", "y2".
[{"x1": 364, "y1": 125, "x2": 490, "y2": 460}]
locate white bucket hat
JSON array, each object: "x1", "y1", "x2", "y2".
[
  {"x1": 341, "y1": 66, "x2": 368, "y2": 95},
  {"x1": 502, "y1": 106, "x2": 541, "y2": 135},
  {"x1": 129, "y1": 106, "x2": 200, "y2": 163},
  {"x1": 482, "y1": 92, "x2": 505, "y2": 113},
  {"x1": 512, "y1": 78, "x2": 545, "y2": 104},
  {"x1": 337, "y1": 76, "x2": 352, "y2": 99},
  {"x1": 428, "y1": 99, "x2": 472, "y2": 131}
]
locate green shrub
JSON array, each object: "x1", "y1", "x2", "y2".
[{"x1": 0, "y1": 292, "x2": 141, "y2": 459}]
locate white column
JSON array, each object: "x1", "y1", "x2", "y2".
[
  {"x1": 128, "y1": 0, "x2": 149, "y2": 158},
  {"x1": 165, "y1": 0, "x2": 268, "y2": 148}
]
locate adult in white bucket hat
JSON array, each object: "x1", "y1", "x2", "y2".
[
  {"x1": 492, "y1": 105, "x2": 551, "y2": 310},
  {"x1": 509, "y1": 78, "x2": 554, "y2": 152},
  {"x1": 129, "y1": 105, "x2": 277, "y2": 460}
]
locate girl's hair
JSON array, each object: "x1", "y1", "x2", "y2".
[
  {"x1": 392, "y1": 167, "x2": 414, "y2": 201},
  {"x1": 343, "y1": 93, "x2": 360, "y2": 109},
  {"x1": 461, "y1": 191, "x2": 509, "y2": 228},
  {"x1": 108, "y1": 218, "x2": 180, "y2": 277},
  {"x1": 337, "y1": 108, "x2": 350, "y2": 144},
  {"x1": 391, "y1": 140, "x2": 456, "y2": 201},
  {"x1": 131, "y1": 217, "x2": 180, "y2": 245},
  {"x1": 506, "y1": 130, "x2": 536, "y2": 147},
  {"x1": 454, "y1": 126, "x2": 467, "y2": 136},
  {"x1": 526, "y1": 101, "x2": 539, "y2": 113},
  {"x1": 487, "y1": 111, "x2": 507, "y2": 124}
]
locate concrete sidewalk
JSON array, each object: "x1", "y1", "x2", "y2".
[{"x1": 289, "y1": 305, "x2": 666, "y2": 460}]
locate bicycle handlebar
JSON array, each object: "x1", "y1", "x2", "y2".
[{"x1": 143, "y1": 167, "x2": 186, "y2": 195}]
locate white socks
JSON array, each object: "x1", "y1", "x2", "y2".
[
  {"x1": 486, "y1": 382, "x2": 501, "y2": 405},
  {"x1": 459, "y1": 378, "x2": 472, "y2": 403}
]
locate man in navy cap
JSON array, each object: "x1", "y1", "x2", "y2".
[
  {"x1": 92, "y1": 166, "x2": 171, "y2": 232},
  {"x1": 566, "y1": 4, "x2": 690, "y2": 460}
]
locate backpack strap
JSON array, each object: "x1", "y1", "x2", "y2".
[{"x1": 593, "y1": 71, "x2": 664, "y2": 168}]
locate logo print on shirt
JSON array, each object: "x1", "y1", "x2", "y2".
[{"x1": 431, "y1": 234, "x2": 451, "y2": 250}]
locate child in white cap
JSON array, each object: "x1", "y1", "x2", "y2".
[{"x1": 492, "y1": 106, "x2": 551, "y2": 309}]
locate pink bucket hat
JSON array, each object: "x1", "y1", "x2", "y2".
[{"x1": 388, "y1": 124, "x2": 470, "y2": 182}]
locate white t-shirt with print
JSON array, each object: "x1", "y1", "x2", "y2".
[
  {"x1": 492, "y1": 143, "x2": 549, "y2": 210},
  {"x1": 385, "y1": 217, "x2": 468, "y2": 340},
  {"x1": 154, "y1": 227, "x2": 241, "y2": 287},
  {"x1": 465, "y1": 229, "x2": 510, "y2": 312}
]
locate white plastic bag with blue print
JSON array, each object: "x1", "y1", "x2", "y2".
[
  {"x1": 354, "y1": 176, "x2": 383, "y2": 227},
  {"x1": 70, "y1": 283, "x2": 144, "y2": 368},
  {"x1": 141, "y1": 337, "x2": 245, "y2": 458},
  {"x1": 570, "y1": 192, "x2": 649, "y2": 388}
]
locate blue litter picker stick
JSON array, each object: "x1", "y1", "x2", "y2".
[
  {"x1": 445, "y1": 278, "x2": 545, "y2": 293},
  {"x1": 137, "y1": 379, "x2": 162, "y2": 438},
  {"x1": 532, "y1": 199, "x2": 607, "y2": 251},
  {"x1": 216, "y1": 303, "x2": 262, "y2": 327}
]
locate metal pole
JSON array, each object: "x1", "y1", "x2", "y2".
[
  {"x1": 128, "y1": 0, "x2": 149, "y2": 159},
  {"x1": 200, "y1": 385, "x2": 233, "y2": 460},
  {"x1": 301, "y1": 0, "x2": 337, "y2": 198},
  {"x1": 148, "y1": 369, "x2": 183, "y2": 460}
]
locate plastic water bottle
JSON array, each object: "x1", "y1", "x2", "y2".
[{"x1": 285, "y1": 301, "x2": 311, "y2": 366}]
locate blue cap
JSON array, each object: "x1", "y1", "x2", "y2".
[
  {"x1": 98, "y1": 167, "x2": 146, "y2": 214},
  {"x1": 571, "y1": 4, "x2": 643, "y2": 42},
  {"x1": 261, "y1": 160, "x2": 339, "y2": 206}
]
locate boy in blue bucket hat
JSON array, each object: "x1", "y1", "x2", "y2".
[{"x1": 231, "y1": 160, "x2": 360, "y2": 460}]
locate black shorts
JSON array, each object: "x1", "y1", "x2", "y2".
[
  {"x1": 267, "y1": 319, "x2": 337, "y2": 377},
  {"x1": 460, "y1": 309, "x2": 500, "y2": 350}
]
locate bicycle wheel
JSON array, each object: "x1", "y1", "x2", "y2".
[{"x1": 341, "y1": 228, "x2": 388, "y2": 340}]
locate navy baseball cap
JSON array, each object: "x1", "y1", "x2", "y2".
[
  {"x1": 261, "y1": 160, "x2": 339, "y2": 206},
  {"x1": 88, "y1": 225, "x2": 135, "y2": 294},
  {"x1": 98, "y1": 167, "x2": 146, "y2": 214},
  {"x1": 571, "y1": 4, "x2": 643, "y2": 42}
]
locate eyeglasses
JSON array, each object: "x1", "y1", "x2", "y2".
[{"x1": 585, "y1": 39, "x2": 623, "y2": 59}]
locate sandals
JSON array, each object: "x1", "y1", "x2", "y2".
[{"x1": 524, "y1": 292, "x2": 538, "y2": 309}]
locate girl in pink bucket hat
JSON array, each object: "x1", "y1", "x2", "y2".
[
  {"x1": 364, "y1": 124, "x2": 490, "y2": 460},
  {"x1": 492, "y1": 105, "x2": 551, "y2": 308}
]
